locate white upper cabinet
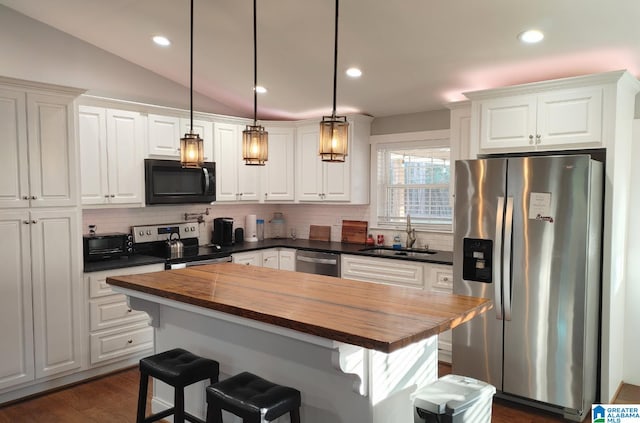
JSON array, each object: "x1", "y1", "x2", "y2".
[
  {"x1": 147, "y1": 114, "x2": 181, "y2": 157},
  {"x1": 147, "y1": 114, "x2": 213, "y2": 161},
  {"x1": 295, "y1": 116, "x2": 371, "y2": 204},
  {"x1": 467, "y1": 71, "x2": 638, "y2": 155},
  {"x1": 263, "y1": 126, "x2": 295, "y2": 202},
  {"x1": 79, "y1": 106, "x2": 144, "y2": 206},
  {"x1": 0, "y1": 86, "x2": 78, "y2": 208},
  {"x1": 213, "y1": 122, "x2": 260, "y2": 202}
]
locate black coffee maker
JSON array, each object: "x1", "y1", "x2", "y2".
[{"x1": 213, "y1": 217, "x2": 234, "y2": 246}]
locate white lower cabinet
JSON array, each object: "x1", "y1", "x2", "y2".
[
  {"x1": 341, "y1": 255, "x2": 453, "y2": 362},
  {"x1": 233, "y1": 248, "x2": 296, "y2": 271},
  {"x1": 341, "y1": 255, "x2": 424, "y2": 288},
  {"x1": 84, "y1": 263, "x2": 162, "y2": 367},
  {"x1": 424, "y1": 263, "x2": 453, "y2": 363},
  {"x1": 0, "y1": 208, "x2": 82, "y2": 390}
]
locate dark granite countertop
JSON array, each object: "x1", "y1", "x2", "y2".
[{"x1": 84, "y1": 239, "x2": 452, "y2": 273}]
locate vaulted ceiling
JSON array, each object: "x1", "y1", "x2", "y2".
[{"x1": 2, "y1": 0, "x2": 639, "y2": 119}]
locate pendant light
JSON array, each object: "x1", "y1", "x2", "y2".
[
  {"x1": 319, "y1": 0, "x2": 349, "y2": 162},
  {"x1": 180, "y1": 0, "x2": 205, "y2": 168},
  {"x1": 242, "y1": 0, "x2": 268, "y2": 165}
]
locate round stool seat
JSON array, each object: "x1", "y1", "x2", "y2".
[
  {"x1": 206, "y1": 372, "x2": 301, "y2": 423},
  {"x1": 140, "y1": 348, "x2": 219, "y2": 387}
]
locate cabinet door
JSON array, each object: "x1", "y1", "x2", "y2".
[
  {"x1": 147, "y1": 114, "x2": 180, "y2": 157},
  {"x1": 323, "y1": 159, "x2": 350, "y2": 201},
  {"x1": 536, "y1": 87, "x2": 603, "y2": 147},
  {"x1": 0, "y1": 211, "x2": 35, "y2": 390},
  {"x1": 213, "y1": 123, "x2": 240, "y2": 201},
  {"x1": 296, "y1": 125, "x2": 324, "y2": 201},
  {"x1": 30, "y1": 209, "x2": 82, "y2": 379},
  {"x1": 232, "y1": 251, "x2": 262, "y2": 266},
  {"x1": 26, "y1": 93, "x2": 78, "y2": 207},
  {"x1": 180, "y1": 118, "x2": 213, "y2": 161},
  {"x1": 0, "y1": 88, "x2": 30, "y2": 208},
  {"x1": 237, "y1": 159, "x2": 261, "y2": 201},
  {"x1": 341, "y1": 255, "x2": 424, "y2": 288},
  {"x1": 278, "y1": 249, "x2": 296, "y2": 271},
  {"x1": 262, "y1": 249, "x2": 279, "y2": 269},
  {"x1": 79, "y1": 106, "x2": 109, "y2": 205},
  {"x1": 479, "y1": 95, "x2": 537, "y2": 150},
  {"x1": 263, "y1": 127, "x2": 295, "y2": 202},
  {"x1": 106, "y1": 109, "x2": 144, "y2": 204},
  {"x1": 425, "y1": 263, "x2": 453, "y2": 363}
]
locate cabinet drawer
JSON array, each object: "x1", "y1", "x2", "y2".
[
  {"x1": 89, "y1": 295, "x2": 149, "y2": 331},
  {"x1": 432, "y1": 269, "x2": 453, "y2": 293},
  {"x1": 90, "y1": 323, "x2": 153, "y2": 365},
  {"x1": 86, "y1": 264, "x2": 164, "y2": 298},
  {"x1": 341, "y1": 255, "x2": 424, "y2": 288}
]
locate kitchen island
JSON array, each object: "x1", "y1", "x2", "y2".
[{"x1": 107, "y1": 263, "x2": 490, "y2": 423}]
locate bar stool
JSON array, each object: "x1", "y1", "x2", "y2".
[
  {"x1": 205, "y1": 372, "x2": 301, "y2": 423},
  {"x1": 137, "y1": 348, "x2": 219, "y2": 423}
]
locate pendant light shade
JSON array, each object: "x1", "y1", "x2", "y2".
[
  {"x1": 242, "y1": 124, "x2": 268, "y2": 165},
  {"x1": 319, "y1": 0, "x2": 349, "y2": 163},
  {"x1": 181, "y1": 0, "x2": 205, "y2": 168},
  {"x1": 243, "y1": 0, "x2": 268, "y2": 166}
]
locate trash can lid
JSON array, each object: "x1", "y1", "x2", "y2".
[{"x1": 412, "y1": 374, "x2": 496, "y2": 415}]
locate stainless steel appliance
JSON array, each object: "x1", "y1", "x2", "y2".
[
  {"x1": 452, "y1": 154, "x2": 603, "y2": 421},
  {"x1": 83, "y1": 232, "x2": 133, "y2": 261},
  {"x1": 213, "y1": 217, "x2": 234, "y2": 246},
  {"x1": 295, "y1": 250, "x2": 340, "y2": 277},
  {"x1": 144, "y1": 159, "x2": 215, "y2": 205},
  {"x1": 132, "y1": 222, "x2": 231, "y2": 269}
]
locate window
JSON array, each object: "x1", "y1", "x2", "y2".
[{"x1": 374, "y1": 138, "x2": 452, "y2": 231}]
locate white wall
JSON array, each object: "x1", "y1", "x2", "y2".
[
  {"x1": 0, "y1": 5, "x2": 242, "y2": 117},
  {"x1": 623, "y1": 119, "x2": 640, "y2": 385}
]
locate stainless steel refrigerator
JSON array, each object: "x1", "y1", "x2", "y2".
[{"x1": 452, "y1": 154, "x2": 602, "y2": 422}]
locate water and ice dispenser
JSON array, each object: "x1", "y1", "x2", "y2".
[{"x1": 462, "y1": 238, "x2": 493, "y2": 283}]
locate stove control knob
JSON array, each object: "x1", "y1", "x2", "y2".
[
  {"x1": 191, "y1": 226, "x2": 196, "y2": 231},
  {"x1": 138, "y1": 231, "x2": 144, "y2": 236},
  {"x1": 146, "y1": 229, "x2": 152, "y2": 235}
]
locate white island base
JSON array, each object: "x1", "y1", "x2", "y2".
[{"x1": 120, "y1": 289, "x2": 439, "y2": 423}]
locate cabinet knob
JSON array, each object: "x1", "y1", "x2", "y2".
[
  {"x1": 31, "y1": 220, "x2": 37, "y2": 224},
  {"x1": 31, "y1": 195, "x2": 37, "y2": 200},
  {"x1": 535, "y1": 134, "x2": 541, "y2": 144},
  {"x1": 127, "y1": 339, "x2": 133, "y2": 344},
  {"x1": 245, "y1": 262, "x2": 250, "y2": 265},
  {"x1": 23, "y1": 196, "x2": 29, "y2": 200},
  {"x1": 110, "y1": 194, "x2": 115, "y2": 198},
  {"x1": 23, "y1": 220, "x2": 30, "y2": 225},
  {"x1": 127, "y1": 308, "x2": 132, "y2": 313},
  {"x1": 104, "y1": 194, "x2": 110, "y2": 198},
  {"x1": 528, "y1": 134, "x2": 534, "y2": 144}
]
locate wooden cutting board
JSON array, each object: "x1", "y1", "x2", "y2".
[
  {"x1": 309, "y1": 225, "x2": 331, "y2": 242},
  {"x1": 341, "y1": 220, "x2": 368, "y2": 244}
]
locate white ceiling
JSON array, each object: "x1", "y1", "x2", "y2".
[{"x1": 2, "y1": 0, "x2": 639, "y2": 120}]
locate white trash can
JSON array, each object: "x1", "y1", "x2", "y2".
[{"x1": 412, "y1": 374, "x2": 496, "y2": 423}]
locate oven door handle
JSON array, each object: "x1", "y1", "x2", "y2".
[{"x1": 169, "y1": 256, "x2": 232, "y2": 269}]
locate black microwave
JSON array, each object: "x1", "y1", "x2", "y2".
[
  {"x1": 145, "y1": 159, "x2": 216, "y2": 205},
  {"x1": 83, "y1": 233, "x2": 133, "y2": 262}
]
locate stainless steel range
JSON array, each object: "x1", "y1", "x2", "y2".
[{"x1": 132, "y1": 222, "x2": 231, "y2": 269}]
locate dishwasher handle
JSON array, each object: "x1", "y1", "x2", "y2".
[{"x1": 296, "y1": 255, "x2": 338, "y2": 265}]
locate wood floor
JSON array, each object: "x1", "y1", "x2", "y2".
[{"x1": 0, "y1": 364, "x2": 631, "y2": 422}]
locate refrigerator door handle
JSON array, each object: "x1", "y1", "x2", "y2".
[
  {"x1": 503, "y1": 196, "x2": 514, "y2": 321},
  {"x1": 494, "y1": 196, "x2": 505, "y2": 320}
]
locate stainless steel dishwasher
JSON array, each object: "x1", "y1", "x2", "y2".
[{"x1": 295, "y1": 250, "x2": 341, "y2": 277}]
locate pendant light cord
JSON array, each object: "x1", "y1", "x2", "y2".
[
  {"x1": 332, "y1": 0, "x2": 339, "y2": 118},
  {"x1": 253, "y1": 0, "x2": 258, "y2": 125},
  {"x1": 190, "y1": 0, "x2": 194, "y2": 131}
]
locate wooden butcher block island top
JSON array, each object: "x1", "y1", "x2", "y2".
[{"x1": 107, "y1": 262, "x2": 491, "y2": 353}]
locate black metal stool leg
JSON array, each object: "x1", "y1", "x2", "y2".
[
  {"x1": 136, "y1": 372, "x2": 149, "y2": 423},
  {"x1": 205, "y1": 401, "x2": 223, "y2": 423},
  {"x1": 174, "y1": 386, "x2": 185, "y2": 423},
  {"x1": 290, "y1": 407, "x2": 301, "y2": 423}
]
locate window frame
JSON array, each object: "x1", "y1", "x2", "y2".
[{"x1": 369, "y1": 129, "x2": 452, "y2": 233}]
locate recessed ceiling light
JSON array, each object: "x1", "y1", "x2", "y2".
[
  {"x1": 346, "y1": 67, "x2": 362, "y2": 78},
  {"x1": 255, "y1": 86, "x2": 267, "y2": 94},
  {"x1": 153, "y1": 35, "x2": 171, "y2": 46},
  {"x1": 518, "y1": 29, "x2": 544, "y2": 44}
]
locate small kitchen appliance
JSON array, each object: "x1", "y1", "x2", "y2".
[
  {"x1": 213, "y1": 217, "x2": 234, "y2": 246},
  {"x1": 144, "y1": 159, "x2": 215, "y2": 205},
  {"x1": 245, "y1": 214, "x2": 258, "y2": 242},
  {"x1": 132, "y1": 222, "x2": 231, "y2": 269},
  {"x1": 83, "y1": 232, "x2": 133, "y2": 262}
]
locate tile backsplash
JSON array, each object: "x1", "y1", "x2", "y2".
[{"x1": 83, "y1": 203, "x2": 453, "y2": 251}]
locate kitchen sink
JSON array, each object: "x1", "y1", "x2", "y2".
[{"x1": 358, "y1": 246, "x2": 437, "y2": 257}]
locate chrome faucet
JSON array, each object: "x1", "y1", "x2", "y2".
[{"x1": 406, "y1": 214, "x2": 416, "y2": 249}]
